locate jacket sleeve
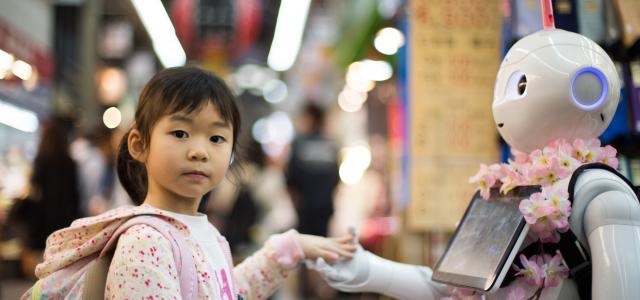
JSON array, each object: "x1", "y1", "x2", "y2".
[
  {"x1": 233, "y1": 229, "x2": 305, "y2": 300},
  {"x1": 106, "y1": 224, "x2": 181, "y2": 299}
]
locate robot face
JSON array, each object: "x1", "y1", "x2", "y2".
[{"x1": 492, "y1": 29, "x2": 620, "y2": 153}]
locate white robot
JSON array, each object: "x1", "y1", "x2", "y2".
[{"x1": 312, "y1": 11, "x2": 640, "y2": 300}]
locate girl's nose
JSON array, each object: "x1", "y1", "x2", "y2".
[{"x1": 188, "y1": 147, "x2": 208, "y2": 161}]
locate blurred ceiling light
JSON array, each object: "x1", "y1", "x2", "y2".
[
  {"x1": 235, "y1": 64, "x2": 262, "y2": 89},
  {"x1": 262, "y1": 79, "x2": 288, "y2": 103},
  {"x1": 0, "y1": 99, "x2": 39, "y2": 132},
  {"x1": 252, "y1": 118, "x2": 269, "y2": 143},
  {"x1": 252, "y1": 111, "x2": 294, "y2": 144},
  {"x1": 98, "y1": 67, "x2": 128, "y2": 105},
  {"x1": 0, "y1": 49, "x2": 14, "y2": 74},
  {"x1": 344, "y1": 145, "x2": 372, "y2": 170},
  {"x1": 235, "y1": 64, "x2": 277, "y2": 95},
  {"x1": 338, "y1": 88, "x2": 366, "y2": 112},
  {"x1": 12, "y1": 60, "x2": 33, "y2": 80},
  {"x1": 361, "y1": 59, "x2": 393, "y2": 81},
  {"x1": 339, "y1": 161, "x2": 364, "y2": 185},
  {"x1": 103, "y1": 107, "x2": 122, "y2": 129},
  {"x1": 262, "y1": 143, "x2": 286, "y2": 159},
  {"x1": 339, "y1": 145, "x2": 372, "y2": 185},
  {"x1": 269, "y1": 111, "x2": 294, "y2": 143},
  {"x1": 374, "y1": 27, "x2": 405, "y2": 55},
  {"x1": 126, "y1": 51, "x2": 155, "y2": 85},
  {"x1": 22, "y1": 70, "x2": 39, "y2": 91},
  {"x1": 267, "y1": 0, "x2": 311, "y2": 72},
  {"x1": 131, "y1": 0, "x2": 186, "y2": 68},
  {"x1": 346, "y1": 62, "x2": 376, "y2": 92}
]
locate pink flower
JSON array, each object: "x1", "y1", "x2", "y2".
[
  {"x1": 514, "y1": 254, "x2": 544, "y2": 286},
  {"x1": 491, "y1": 163, "x2": 508, "y2": 178},
  {"x1": 543, "y1": 251, "x2": 570, "y2": 287},
  {"x1": 519, "y1": 192, "x2": 555, "y2": 224},
  {"x1": 530, "y1": 149, "x2": 551, "y2": 168},
  {"x1": 556, "y1": 145, "x2": 580, "y2": 171},
  {"x1": 499, "y1": 165, "x2": 527, "y2": 194},
  {"x1": 548, "y1": 138, "x2": 570, "y2": 149},
  {"x1": 520, "y1": 188, "x2": 566, "y2": 241},
  {"x1": 515, "y1": 252, "x2": 569, "y2": 289},
  {"x1": 469, "y1": 164, "x2": 498, "y2": 200},
  {"x1": 526, "y1": 166, "x2": 547, "y2": 185},
  {"x1": 522, "y1": 154, "x2": 571, "y2": 187},
  {"x1": 530, "y1": 220, "x2": 561, "y2": 243},
  {"x1": 596, "y1": 145, "x2": 619, "y2": 169},
  {"x1": 551, "y1": 157, "x2": 572, "y2": 179},
  {"x1": 545, "y1": 187, "x2": 571, "y2": 232},
  {"x1": 512, "y1": 149, "x2": 530, "y2": 164},
  {"x1": 573, "y1": 139, "x2": 601, "y2": 162},
  {"x1": 506, "y1": 287, "x2": 526, "y2": 300}
]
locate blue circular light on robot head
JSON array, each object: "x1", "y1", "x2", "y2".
[{"x1": 570, "y1": 67, "x2": 608, "y2": 111}]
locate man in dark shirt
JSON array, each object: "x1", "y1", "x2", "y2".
[
  {"x1": 286, "y1": 103, "x2": 340, "y2": 298},
  {"x1": 286, "y1": 103, "x2": 339, "y2": 237}
]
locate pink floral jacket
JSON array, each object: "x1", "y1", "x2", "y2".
[{"x1": 29, "y1": 205, "x2": 304, "y2": 299}]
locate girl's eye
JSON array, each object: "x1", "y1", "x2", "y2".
[
  {"x1": 210, "y1": 135, "x2": 226, "y2": 144},
  {"x1": 171, "y1": 130, "x2": 188, "y2": 139}
]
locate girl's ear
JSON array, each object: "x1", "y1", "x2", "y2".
[{"x1": 128, "y1": 128, "x2": 147, "y2": 163}]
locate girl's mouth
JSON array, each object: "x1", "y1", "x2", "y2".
[{"x1": 183, "y1": 171, "x2": 209, "y2": 180}]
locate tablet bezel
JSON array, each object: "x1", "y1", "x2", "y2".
[{"x1": 432, "y1": 185, "x2": 541, "y2": 293}]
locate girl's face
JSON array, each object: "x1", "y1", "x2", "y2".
[{"x1": 143, "y1": 102, "x2": 234, "y2": 204}]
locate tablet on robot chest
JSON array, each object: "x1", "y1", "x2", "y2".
[{"x1": 432, "y1": 186, "x2": 541, "y2": 293}]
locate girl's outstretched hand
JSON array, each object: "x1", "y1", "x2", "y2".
[{"x1": 296, "y1": 234, "x2": 357, "y2": 263}]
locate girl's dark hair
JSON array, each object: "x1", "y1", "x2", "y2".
[{"x1": 116, "y1": 66, "x2": 241, "y2": 204}]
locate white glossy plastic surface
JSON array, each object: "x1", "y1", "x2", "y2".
[
  {"x1": 584, "y1": 190, "x2": 640, "y2": 300},
  {"x1": 492, "y1": 29, "x2": 620, "y2": 152},
  {"x1": 569, "y1": 169, "x2": 640, "y2": 248},
  {"x1": 315, "y1": 247, "x2": 448, "y2": 300}
]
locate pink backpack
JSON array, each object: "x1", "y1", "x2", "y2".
[{"x1": 22, "y1": 215, "x2": 198, "y2": 299}]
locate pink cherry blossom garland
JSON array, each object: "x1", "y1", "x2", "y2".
[{"x1": 468, "y1": 138, "x2": 618, "y2": 299}]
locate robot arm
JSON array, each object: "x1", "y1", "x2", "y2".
[
  {"x1": 570, "y1": 168, "x2": 640, "y2": 299},
  {"x1": 309, "y1": 245, "x2": 449, "y2": 300}
]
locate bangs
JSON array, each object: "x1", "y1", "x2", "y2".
[
  {"x1": 159, "y1": 72, "x2": 238, "y2": 125},
  {"x1": 135, "y1": 67, "x2": 241, "y2": 147}
]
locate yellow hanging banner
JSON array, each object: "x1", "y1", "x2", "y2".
[{"x1": 408, "y1": 0, "x2": 502, "y2": 231}]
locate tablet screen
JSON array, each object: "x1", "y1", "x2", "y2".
[{"x1": 432, "y1": 186, "x2": 540, "y2": 291}]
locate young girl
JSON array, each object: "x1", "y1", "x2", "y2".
[{"x1": 30, "y1": 66, "x2": 355, "y2": 299}]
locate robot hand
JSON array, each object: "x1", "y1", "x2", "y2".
[
  {"x1": 307, "y1": 244, "x2": 372, "y2": 291},
  {"x1": 307, "y1": 227, "x2": 449, "y2": 300}
]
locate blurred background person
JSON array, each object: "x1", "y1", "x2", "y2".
[
  {"x1": 72, "y1": 127, "x2": 131, "y2": 217},
  {"x1": 286, "y1": 102, "x2": 340, "y2": 298},
  {"x1": 12, "y1": 116, "x2": 80, "y2": 277},
  {"x1": 248, "y1": 141, "x2": 297, "y2": 244},
  {"x1": 287, "y1": 103, "x2": 339, "y2": 237},
  {"x1": 222, "y1": 140, "x2": 297, "y2": 259}
]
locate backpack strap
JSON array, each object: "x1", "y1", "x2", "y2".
[{"x1": 82, "y1": 215, "x2": 197, "y2": 299}]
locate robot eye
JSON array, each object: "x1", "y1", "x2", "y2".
[
  {"x1": 517, "y1": 75, "x2": 527, "y2": 95},
  {"x1": 504, "y1": 71, "x2": 527, "y2": 99},
  {"x1": 570, "y1": 67, "x2": 608, "y2": 111}
]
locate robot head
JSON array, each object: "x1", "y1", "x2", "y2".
[{"x1": 492, "y1": 29, "x2": 620, "y2": 153}]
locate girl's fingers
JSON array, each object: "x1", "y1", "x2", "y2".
[
  {"x1": 336, "y1": 243, "x2": 357, "y2": 252},
  {"x1": 332, "y1": 235, "x2": 353, "y2": 243},
  {"x1": 334, "y1": 247, "x2": 355, "y2": 258},
  {"x1": 318, "y1": 249, "x2": 340, "y2": 262},
  {"x1": 322, "y1": 243, "x2": 356, "y2": 258}
]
